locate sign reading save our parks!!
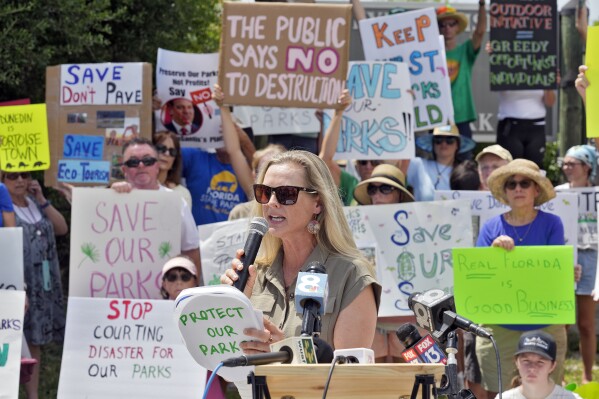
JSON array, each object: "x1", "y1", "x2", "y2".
[
  {"x1": 0, "y1": 104, "x2": 50, "y2": 172},
  {"x1": 219, "y1": 2, "x2": 351, "y2": 109}
]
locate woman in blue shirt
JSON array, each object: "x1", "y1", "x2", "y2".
[{"x1": 0, "y1": 182, "x2": 15, "y2": 227}]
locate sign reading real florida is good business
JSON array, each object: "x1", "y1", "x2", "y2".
[
  {"x1": 219, "y1": 2, "x2": 351, "y2": 109},
  {"x1": 489, "y1": 0, "x2": 558, "y2": 90}
]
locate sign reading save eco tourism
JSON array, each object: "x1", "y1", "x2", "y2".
[
  {"x1": 0, "y1": 104, "x2": 50, "y2": 172},
  {"x1": 57, "y1": 297, "x2": 206, "y2": 399},
  {"x1": 69, "y1": 188, "x2": 182, "y2": 299},
  {"x1": 453, "y1": 246, "x2": 575, "y2": 324},
  {"x1": 219, "y1": 2, "x2": 351, "y2": 109},
  {"x1": 0, "y1": 290, "x2": 25, "y2": 399},
  {"x1": 489, "y1": 0, "x2": 558, "y2": 90}
]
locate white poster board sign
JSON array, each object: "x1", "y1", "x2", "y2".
[
  {"x1": 57, "y1": 297, "x2": 206, "y2": 399},
  {"x1": 156, "y1": 49, "x2": 221, "y2": 149},
  {"x1": 0, "y1": 290, "x2": 26, "y2": 399},
  {"x1": 344, "y1": 200, "x2": 472, "y2": 316},
  {"x1": 69, "y1": 188, "x2": 182, "y2": 299},
  {"x1": 325, "y1": 61, "x2": 415, "y2": 160},
  {"x1": 0, "y1": 228, "x2": 24, "y2": 290},
  {"x1": 233, "y1": 106, "x2": 320, "y2": 136},
  {"x1": 359, "y1": 8, "x2": 454, "y2": 131},
  {"x1": 60, "y1": 63, "x2": 143, "y2": 105}
]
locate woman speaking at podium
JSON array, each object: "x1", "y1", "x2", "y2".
[{"x1": 221, "y1": 150, "x2": 381, "y2": 354}]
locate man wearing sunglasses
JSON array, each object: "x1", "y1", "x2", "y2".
[{"x1": 112, "y1": 138, "x2": 201, "y2": 275}]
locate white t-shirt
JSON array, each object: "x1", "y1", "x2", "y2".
[
  {"x1": 498, "y1": 90, "x2": 547, "y2": 121},
  {"x1": 497, "y1": 385, "x2": 582, "y2": 399}
]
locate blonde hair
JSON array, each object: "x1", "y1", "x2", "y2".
[{"x1": 252, "y1": 150, "x2": 373, "y2": 272}]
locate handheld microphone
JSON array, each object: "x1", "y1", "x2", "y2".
[
  {"x1": 233, "y1": 217, "x2": 268, "y2": 291},
  {"x1": 295, "y1": 262, "x2": 328, "y2": 336},
  {"x1": 396, "y1": 323, "x2": 447, "y2": 364},
  {"x1": 222, "y1": 336, "x2": 318, "y2": 367}
]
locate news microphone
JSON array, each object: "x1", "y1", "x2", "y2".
[
  {"x1": 222, "y1": 336, "x2": 318, "y2": 367},
  {"x1": 396, "y1": 323, "x2": 447, "y2": 364},
  {"x1": 333, "y1": 348, "x2": 375, "y2": 364},
  {"x1": 233, "y1": 217, "x2": 268, "y2": 291},
  {"x1": 408, "y1": 289, "x2": 491, "y2": 342},
  {"x1": 295, "y1": 262, "x2": 328, "y2": 336},
  {"x1": 313, "y1": 336, "x2": 334, "y2": 363}
]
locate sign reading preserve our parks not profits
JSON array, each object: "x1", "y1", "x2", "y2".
[
  {"x1": 489, "y1": 0, "x2": 558, "y2": 90},
  {"x1": 219, "y1": 2, "x2": 351, "y2": 108}
]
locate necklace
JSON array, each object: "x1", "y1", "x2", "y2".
[
  {"x1": 15, "y1": 200, "x2": 43, "y2": 236},
  {"x1": 507, "y1": 212, "x2": 535, "y2": 243},
  {"x1": 434, "y1": 161, "x2": 452, "y2": 189}
]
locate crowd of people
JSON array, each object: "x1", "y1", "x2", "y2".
[{"x1": 0, "y1": 1, "x2": 595, "y2": 398}]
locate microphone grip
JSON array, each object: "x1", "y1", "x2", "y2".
[
  {"x1": 233, "y1": 236, "x2": 261, "y2": 291},
  {"x1": 233, "y1": 253, "x2": 251, "y2": 291}
]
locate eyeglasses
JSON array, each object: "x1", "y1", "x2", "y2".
[
  {"x1": 3, "y1": 172, "x2": 32, "y2": 180},
  {"x1": 123, "y1": 157, "x2": 158, "y2": 168},
  {"x1": 433, "y1": 136, "x2": 458, "y2": 145},
  {"x1": 156, "y1": 144, "x2": 177, "y2": 157},
  {"x1": 164, "y1": 270, "x2": 193, "y2": 283},
  {"x1": 253, "y1": 184, "x2": 317, "y2": 205},
  {"x1": 357, "y1": 160, "x2": 382, "y2": 167},
  {"x1": 561, "y1": 161, "x2": 582, "y2": 168},
  {"x1": 504, "y1": 179, "x2": 534, "y2": 190},
  {"x1": 439, "y1": 20, "x2": 458, "y2": 28},
  {"x1": 367, "y1": 183, "x2": 396, "y2": 196}
]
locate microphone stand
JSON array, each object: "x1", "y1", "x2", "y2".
[{"x1": 437, "y1": 330, "x2": 476, "y2": 399}]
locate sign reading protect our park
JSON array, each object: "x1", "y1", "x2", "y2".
[{"x1": 219, "y1": 2, "x2": 351, "y2": 109}]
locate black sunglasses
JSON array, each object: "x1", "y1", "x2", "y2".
[
  {"x1": 367, "y1": 183, "x2": 396, "y2": 196},
  {"x1": 164, "y1": 270, "x2": 193, "y2": 283},
  {"x1": 253, "y1": 184, "x2": 317, "y2": 205},
  {"x1": 504, "y1": 179, "x2": 534, "y2": 190},
  {"x1": 357, "y1": 160, "x2": 382, "y2": 166},
  {"x1": 433, "y1": 136, "x2": 457, "y2": 145},
  {"x1": 3, "y1": 172, "x2": 32, "y2": 180},
  {"x1": 156, "y1": 144, "x2": 177, "y2": 157},
  {"x1": 123, "y1": 157, "x2": 158, "y2": 168},
  {"x1": 439, "y1": 20, "x2": 458, "y2": 28}
]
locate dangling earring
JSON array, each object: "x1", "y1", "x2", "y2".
[{"x1": 307, "y1": 214, "x2": 321, "y2": 235}]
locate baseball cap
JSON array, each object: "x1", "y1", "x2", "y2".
[
  {"x1": 514, "y1": 330, "x2": 557, "y2": 361},
  {"x1": 161, "y1": 255, "x2": 197, "y2": 278},
  {"x1": 475, "y1": 144, "x2": 513, "y2": 162}
]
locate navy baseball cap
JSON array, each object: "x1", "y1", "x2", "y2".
[{"x1": 514, "y1": 330, "x2": 557, "y2": 362}]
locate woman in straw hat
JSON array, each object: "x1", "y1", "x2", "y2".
[
  {"x1": 555, "y1": 145, "x2": 598, "y2": 384},
  {"x1": 475, "y1": 159, "x2": 567, "y2": 399},
  {"x1": 406, "y1": 124, "x2": 476, "y2": 201}
]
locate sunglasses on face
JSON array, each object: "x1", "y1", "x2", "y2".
[
  {"x1": 123, "y1": 157, "x2": 158, "y2": 168},
  {"x1": 253, "y1": 184, "x2": 317, "y2": 205},
  {"x1": 433, "y1": 136, "x2": 458, "y2": 145},
  {"x1": 367, "y1": 183, "x2": 396, "y2": 196},
  {"x1": 357, "y1": 160, "x2": 382, "y2": 167},
  {"x1": 164, "y1": 270, "x2": 193, "y2": 283},
  {"x1": 504, "y1": 179, "x2": 534, "y2": 190},
  {"x1": 439, "y1": 20, "x2": 458, "y2": 28},
  {"x1": 156, "y1": 144, "x2": 177, "y2": 157},
  {"x1": 3, "y1": 172, "x2": 32, "y2": 181}
]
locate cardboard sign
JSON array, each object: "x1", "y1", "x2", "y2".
[
  {"x1": 0, "y1": 290, "x2": 26, "y2": 399},
  {"x1": 57, "y1": 297, "x2": 206, "y2": 398},
  {"x1": 44, "y1": 63, "x2": 152, "y2": 187},
  {"x1": 0, "y1": 104, "x2": 50, "y2": 171},
  {"x1": 586, "y1": 26, "x2": 598, "y2": 138},
  {"x1": 453, "y1": 246, "x2": 575, "y2": 324},
  {"x1": 69, "y1": 188, "x2": 182, "y2": 299},
  {"x1": 489, "y1": 0, "x2": 558, "y2": 90},
  {"x1": 324, "y1": 61, "x2": 415, "y2": 160},
  {"x1": 0, "y1": 228, "x2": 24, "y2": 291},
  {"x1": 156, "y1": 49, "x2": 222, "y2": 149},
  {"x1": 219, "y1": 2, "x2": 351, "y2": 108},
  {"x1": 344, "y1": 200, "x2": 473, "y2": 317},
  {"x1": 233, "y1": 106, "x2": 320, "y2": 135},
  {"x1": 174, "y1": 286, "x2": 264, "y2": 382},
  {"x1": 198, "y1": 218, "x2": 249, "y2": 286},
  {"x1": 359, "y1": 8, "x2": 454, "y2": 131}
]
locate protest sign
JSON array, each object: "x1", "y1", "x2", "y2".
[
  {"x1": 359, "y1": 8, "x2": 454, "y2": 131},
  {"x1": 233, "y1": 106, "x2": 320, "y2": 136},
  {"x1": 554, "y1": 187, "x2": 598, "y2": 249},
  {"x1": 198, "y1": 218, "x2": 249, "y2": 286},
  {"x1": 175, "y1": 285, "x2": 264, "y2": 382},
  {"x1": 586, "y1": 26, "x2": 598, "y2": 138},
  {"x1": 219, "y1": 2, "x2": 351, "y2": 109},
  {"x1": 489, "y1": 0, "x2": 558, "y2": 90},
  {"x1": 0, "y1": 290, "x2": 25, "y2": 399},
  {"x1": 45, "y1": 63, "x2": 152, "y2": 187},
  {"x1": 0, "y1": 104, "x2": 50, "y2": 172},
  {"x1": 344, "y1": 200, "x2": 472, "y2": 317},
  {"x1": 69, "y1": 188, "x2": 182, "y2": 299},
  {"x1": 324, "y1": 61, "x2": 415, "y2": 160},
  {"x1": 57, "y1": 297, "x2": 206, "y2": 398},
  {"x1": 453, "y1": 246, "x2": 575, "y2": 324},
  {"x1": 156, "y1": 49, "x2": 222, "y2": 148},
  {"x1": 0, "y1": 228, "x2": 24, "y2": 291}
]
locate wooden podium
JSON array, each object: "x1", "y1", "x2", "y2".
[{"x1": 252, "y1": 363, "x2": 445, "y2": 399}]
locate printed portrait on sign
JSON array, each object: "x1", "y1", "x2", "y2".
[{"x1": 161, "y1": 98, "x2": 203, "y2": 136}]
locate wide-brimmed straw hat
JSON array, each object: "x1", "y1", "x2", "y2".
[
  {"x1": 436, "y1": 6, "x2": 468, "y2": 34},
  {"x1": 353, "y1": 164, "x2": 414, "y2": 205},
  {"x1": 415, "y1": 124, "x2": 476, "y2": 155},
  {"x1": 487, "y1": 159, "x2": 556, "y2": 206}
]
